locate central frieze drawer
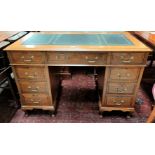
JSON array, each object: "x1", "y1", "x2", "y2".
[
  {"x1": 22, "y1": 93, "x2": 50, "y2": 106},
  {"x1": 107, "y1": 82, "x2": 136, "y2": 94},
  {"x1": 106, "y1": 95, "x2": 133, "y2": 107},
  {"x1": 19, "y1": 81, "x2": 47, "y2": 93},
  {"x1": 47, "y1": 52, "x2": 108, "y2": 65},
  {"x1": 109, "y1": 67, "x2": 140, "y2": 81},
  {"x1": 14, "y1": 66, "x2": 46, "y2": 80},
  {"x1": 110, "y1": 53, "x2": 147, "y2": 65},
  {"x1": 9, "y1": 51, "x2": 45, "y2": 64}
]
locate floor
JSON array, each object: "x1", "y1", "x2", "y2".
[
  {"x1": 9, "y1": 67, "x2": 153, "y2": 123},
  {"x1": 0, "y1": 90, "x2": 18, "y2": 123}
]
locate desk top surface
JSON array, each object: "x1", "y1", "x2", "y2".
[{"x1": 5, "y1": 32, "x2": 152, "y2": 52}]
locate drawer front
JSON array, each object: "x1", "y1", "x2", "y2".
[
  {"x1": 19, "y1": 81, "x2": 47, "y2": 93},
  {"x1": 110, "y1": 53, "x2": 147, "y2": 65},
  {"x1": 47, "y1": 52, "x2": 107, "y2": 65},
  {"x1": 14, "y1": 66, "x2": 46, "y2": 80},
  {"x1": 106, "y1": 95, "x2": 133, "y2": 107},
  {"x1": 9, "y1": 51, "x2": 45, "y2": 64},
  {"x1": 109, "y1": 68, "x2": 140, "y2": 81},
  {"x1": 22, "y1": 93, "x2": 50, "y2": 106},
  {"x1": 47, "y1": 52, "x2": 68, "y2": 62},
  {"x1": 107, "y1": 83, "x2": 136, "y2": 94}
]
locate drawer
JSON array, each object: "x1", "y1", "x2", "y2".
[
  {"x1": 47, "y1": 52, "x2": 68, "y2": 62},
  {"x1": 106, "y1": 95, "x2": 133, "y2": 107},
  {"x1": 19, "y1": 81, "x2": 47, "y2": 93},
  {"x1": 109, "y1": 67, "x2": 140, "y2": 81},
  {"x1": 47, "y1": 52, "x2": 108, "y2": 65},
  {"x1": 110, "y1": 53, "x2": 147, "y2": 65},
  {"x1": 9, "y1": 51, "x2": 45, "y2": 64},
  {"x1": 22, "y1": 93, "x2": 50, "y2": 106},
  {"x1": 14, "y1": 66, "x2": 46, "y2": 80},
  {"x1": 107, "y1": 82, "x2": 136, "y2": 94}
]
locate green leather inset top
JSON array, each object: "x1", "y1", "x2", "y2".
[{"x1": 22, "y1": 34, "x2": 134, "y2": 46}]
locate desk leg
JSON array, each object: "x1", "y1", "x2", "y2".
[
  {"x1": 96, "y1": 67, "x2": 108, "y2": 114},
  {"x1": 47, "y1": 67, "x2": 61, "y2": 113}
]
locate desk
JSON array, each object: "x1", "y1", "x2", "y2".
[{"x1": 4, "y1": 32, "x2": 152, "y2": 115}]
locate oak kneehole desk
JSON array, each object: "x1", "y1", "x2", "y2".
[{"x1": 4, "y1": 32, "x2": 152, "y2": 116}]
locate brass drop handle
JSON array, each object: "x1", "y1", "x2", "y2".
[
  {"x1": 113, "y1": 100, "x2": 121, "y2": 105},
  {"x1": 27, "y1": 75, "x2": 35, "y2": 78},
  {"x1": 87, "y1": 60, "x2": 96, "y2": 63},
  {"x1": 116, "y1": 87, "x2": 127, "y2": 93},
  {"x1": 21, "y1": 55, "x2": 34, "y2": 62},
  {"x1": 25, "y1": 74, "x2": 34, "y2": 78},
  {"x1": 32, "y1": 87, "x2": 39, "y2": 92},
  {"x1": 30, "y1": 95, "x2": 40, "y2": 104},
  {"x1": 116, "y1": 103, "x2": 121, "y2": 105},
  {"x1": 116, "y1": 100, "x2": 125, "y2": 105},
  {"x1": 113, "y1": 99, "x2": 125, "y2": 105},
  {"x1": 122, "y1": 60, "x2": 131, "y2": 63},
  {"x1": 23, "y1": 59, "x2": 32, "y2": 62},
  {"x1": 120, "y1": 56, "x2": 134, "y2": 63},
  {"x1": 31, "y1": 90, "x2": 38, "y2": 92},
  {"x1": 32, "y1": 101, "x2": 40, "y2": 104},
  {"x1": 25, "y1": 72, "x2": 37, "y2": 78},
  {"x1": 85, "y1": 56, "x2": 98, "y2": 63},
  {"x1": 28, "y1": 86, "x2": 39, "y2": 92},
  {"x1": 56, "y1": 54, "x2": 67, "y2": 60},
  {"x1": 30, "y1": 99, "x2": 40, "y2": 104}
]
